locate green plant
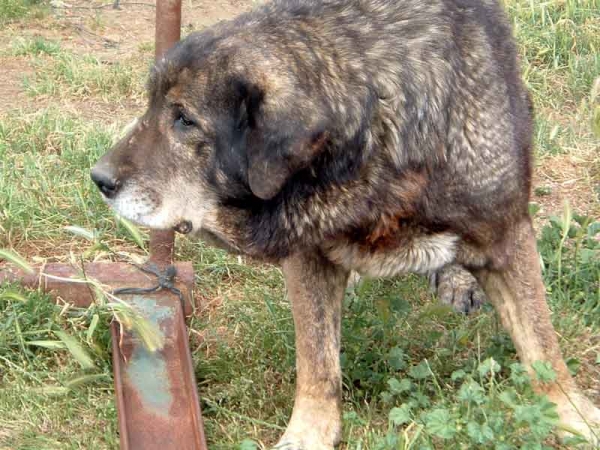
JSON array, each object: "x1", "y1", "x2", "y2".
[{"x1": 369, "y1": 359, "x2": 568, "y2": 449}]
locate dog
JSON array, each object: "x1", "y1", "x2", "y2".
[{"x1": 91, "y1": 0, "x2": 600, "y2": 447}]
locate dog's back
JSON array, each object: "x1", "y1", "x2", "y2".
[{"x1": 216, "y1": 0, "x2": 535, "y2": 257}]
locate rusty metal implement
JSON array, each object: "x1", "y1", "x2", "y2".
[
  {"x1": 0, "y1": 260, "x2": 207, "y2": 449},
  {"x1": 111, "y1": 291, "x2": 207, "y2": 450}
]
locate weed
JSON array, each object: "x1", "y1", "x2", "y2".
[
  {"x1": 363, "y1": 359, "x2": 568, "y2": 449},
  {"x1": 343, "y1": 205, "x2": 599, "y2": 448}
]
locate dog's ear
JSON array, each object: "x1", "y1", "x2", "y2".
[
  {"x1": 246, "y1": 125, "x2": 329, "y2": 200},
  {"x1": 234, "y1": 81, "x2": 329, "y2": 200}
]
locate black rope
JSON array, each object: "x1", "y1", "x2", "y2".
[{"x1": 112, "y1": 263, "x2": 186, "y2": 309}]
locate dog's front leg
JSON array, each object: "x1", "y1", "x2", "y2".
[{"x1": 275, "y1": 251, "x2": 349, "y2": 450}]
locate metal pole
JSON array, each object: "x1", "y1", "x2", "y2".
[
  {"x1": 149, "y1": 0, "x2": 182, "y2": 268},
  {"x1": 155, "y1": 0, "x2": 182, "y2": 61}
]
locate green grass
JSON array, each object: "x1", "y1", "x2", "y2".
[
  {"x1": 507, "y1": 0, "x2": 600, "y2": 157},
  {"x1": 23, "y1": 51, "x2": 147, "y2": 102},
  {"x1": 8, "y1": 36, "x2": 61, "y2": 57},
  {"x1": 9, "y1": 36, "x2": 148, "y2": 103},
  {"x1": 0, "y1": 0, "x2": 47, "y2": 24},
  {"x1": 185, "y1": 211, "x2": 598, "y2": 449},
  {"x1": 0, "y1": 109, "x2": 138, "y2": 250},
  {"x1": 0, "y1": 0, "x2": 599, "y2": 449},
  {"x1": 1, "y1": 214, "x2": 598, "y2": 449},
  {"x1": 0, "y1": 287, "x2": 119, "y2": 449}
]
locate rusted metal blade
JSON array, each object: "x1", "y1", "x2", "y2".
[
  {"x1": 111, "y1": 293, "x2": 207, "y2": 450},
  {"x1": 0, "y1": 262, "x2": 196, "y2": 316}
]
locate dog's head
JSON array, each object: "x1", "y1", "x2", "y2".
[{"x1": 92, "y1": 26, "x2": 338, "y2": 234}]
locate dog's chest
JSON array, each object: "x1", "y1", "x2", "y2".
[{"x1": 323, "y1": 221, "x2": 459, "y2": 277}]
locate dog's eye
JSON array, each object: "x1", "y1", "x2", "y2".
[{"x1": 175, "y1": 111, "x2": 195, "y2": 128}]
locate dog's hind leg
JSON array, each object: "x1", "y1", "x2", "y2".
[
  {"x1": 474, "y1": 219, "x2": 600, "y2": 445},
  {"x1": 276, "y1": 251, "x2": 349, "y2": 450}
]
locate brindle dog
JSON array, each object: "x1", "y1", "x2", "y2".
[{"x1": 91, "y1": 0, "x2": 600, "y2": 447}]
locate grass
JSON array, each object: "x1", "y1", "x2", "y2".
[
  {"x1": 0, "y1": 0, "x2": 599, "y2": 449},
  {"x1": 507, "y1": 0, "x2": 600, "y2": 162},
  {"x1": 0, "y1": 109, "x2": 142, "y2": 251},
  {"x1": 9, "y1": 36, "x2": 61, "y2": 57},
  {"x1": 0, "y1": 0, "x2": 47, "y2": 25},
  {"x1": 23, "y1": 51, "x2": 147, "y2": 102},
  {"x1": 0, "y1": 287, "x2": 119, "y2": 449}
]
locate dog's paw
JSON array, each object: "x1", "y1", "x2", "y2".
[
  {"x1": 273, "y1": 438, "x2": 334, "y2": 450},
  {"x1": 274, "y1": 399, "x2": 341, "y2": 450},
  {"x1": 555, "y1": 393, "x2": 600, "y2": 447},
  {"x1": 429, "y1": 264, "x2": 486, "y2": 314}
]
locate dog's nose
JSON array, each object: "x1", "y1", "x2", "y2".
[{"x1": 91, "y1": 166, "x2": 121, "y2": 199}]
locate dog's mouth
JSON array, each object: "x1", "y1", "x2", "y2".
[{"x1": 174, "y1": 220, "x2": 193, "y2": 235}]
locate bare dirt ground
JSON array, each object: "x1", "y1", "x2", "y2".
[{"x1": 533, "y1": 155, "x2": 599, "y2": 222}]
